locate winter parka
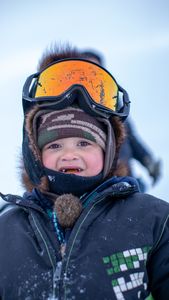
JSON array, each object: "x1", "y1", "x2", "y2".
[{"x1": 0, "y1": 176, "x2": 169, "y2": 300}]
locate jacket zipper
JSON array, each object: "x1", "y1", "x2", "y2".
[
  {"x1": 61, "y1": 196, "x2": 105, "y2": 300},
  {"x1": 32, "y1": 193, "x2": 115, "y2": 299},
  {"x1": 31, "y1": 213, "x2": 61, "y2": 300}
]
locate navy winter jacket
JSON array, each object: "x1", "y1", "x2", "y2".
[{"x1": 0, "y1": 176, "x2": 169, "y2": 300}]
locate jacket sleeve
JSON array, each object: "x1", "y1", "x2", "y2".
[
  {"x1": 147, "y1": 212, "x2": 169, "y2": 299},
  {"x1": 125, "y1": 119, "x2": 153, "y2": 165}
]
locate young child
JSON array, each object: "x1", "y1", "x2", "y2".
[{"x1": 0, "y1": 45, "x2": 169, "y2": 300}]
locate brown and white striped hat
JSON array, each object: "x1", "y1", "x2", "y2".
[{"x1": 37, "y1": 107, "x2": 106, "y2": 150}]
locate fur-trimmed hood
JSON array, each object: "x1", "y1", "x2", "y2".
[
  {"x1": 21, "y1": 45, "x2": 128, "y2": 193},
  {"x1": 21, "y1": 104, "x2": 126, "y2": 192}
]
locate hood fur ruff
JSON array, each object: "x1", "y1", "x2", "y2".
[{"x1": 20, "y1": 104, "x2": 126, "y2": 193}]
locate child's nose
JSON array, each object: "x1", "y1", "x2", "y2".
[{"x1": 61, "y1": 149, "x2": 78, "y2": 161}]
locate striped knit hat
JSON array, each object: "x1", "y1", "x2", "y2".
[{"x1": 37, "y1": 107, "x2": 106, "y2": 150}]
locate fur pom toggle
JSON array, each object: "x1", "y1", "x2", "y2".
[{"x1": 54, "y1": 194, "x2": 82, "y2": 228}]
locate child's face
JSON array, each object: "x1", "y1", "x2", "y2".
[{"x1": 42, "y1": 137, "x2": 104, "y2": 177}]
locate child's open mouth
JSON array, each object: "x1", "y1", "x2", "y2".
[{"x1": 59, "y1": 167, "x2": 83, "y2": 174}]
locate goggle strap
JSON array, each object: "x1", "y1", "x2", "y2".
[{"x1": 22, "y1": 73, "x2": 39, "y2": 101}]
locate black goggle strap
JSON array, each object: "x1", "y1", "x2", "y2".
[
  {"x1": 22, "y1": 73, "x2": 39, "y2": 101},
  {"x1": 118, "y1": 85, "x2": 130, "y2": 111}
]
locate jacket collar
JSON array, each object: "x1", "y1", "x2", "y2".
[
  {"x1": 80, "y1": 176, "x2": 139, "y2": 207},
  {"x1": 0, "y1": 176, "x2": 139, "y2": 212}
]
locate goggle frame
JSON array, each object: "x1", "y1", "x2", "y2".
[{"x1": 22, "y1": 58, "x2": 130, "y2": 119}]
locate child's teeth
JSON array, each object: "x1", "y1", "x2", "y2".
[{"x1": 61, "y1": 168, "x2": 82, "y2": 173}]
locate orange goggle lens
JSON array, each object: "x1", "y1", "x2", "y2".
[{"x1": 35, "y1": 59, "x2": 118, "y2": 111}]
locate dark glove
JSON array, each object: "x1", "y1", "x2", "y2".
[{"x1": 144, "y1": 157, "x2": 162, "y2": 185}]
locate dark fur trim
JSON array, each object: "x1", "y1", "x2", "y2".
[
  {"x1": 37, "y1": 43, "x2": 83, "y2": 72},
  {"x1": 25, "y1": 105, "x2": 41, "y2": 161},
  {"x1": 22, "y1": 105, "x2": 50, "y2": 192},
  {"x1": 21, "y1": 169, "x2": 49, "y2": 192}
]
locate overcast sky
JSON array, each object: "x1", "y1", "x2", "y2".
[{"x1": 0, "y1": 0, "x2": 169, "y2": 202}]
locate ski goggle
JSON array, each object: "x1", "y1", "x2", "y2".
[{"x1": 22, "y1": 59, "x2": 130, "y2": 119}]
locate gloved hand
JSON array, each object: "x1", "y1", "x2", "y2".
[{"x1": 144, "y1": 157, "x2": 162, "y2": 185}]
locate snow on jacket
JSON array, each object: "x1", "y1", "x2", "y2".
[{"x1": 0, "y1": 176, "x2": 169, "y2": 300}]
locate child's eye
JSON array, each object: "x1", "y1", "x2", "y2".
[
  {"x1": 78, "y1": 140, "x2": 91, "y2": 147},
  {"x1": 47, "y1": 143, "x2": 61, "y2": 149}
]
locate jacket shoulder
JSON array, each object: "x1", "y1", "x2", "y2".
[
  {"x1": 0, "y1": 193, "x2": 24, "y2": 217},
  {"x1": 134, "y1": 192, "x2": 169, "y2": 211}
]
